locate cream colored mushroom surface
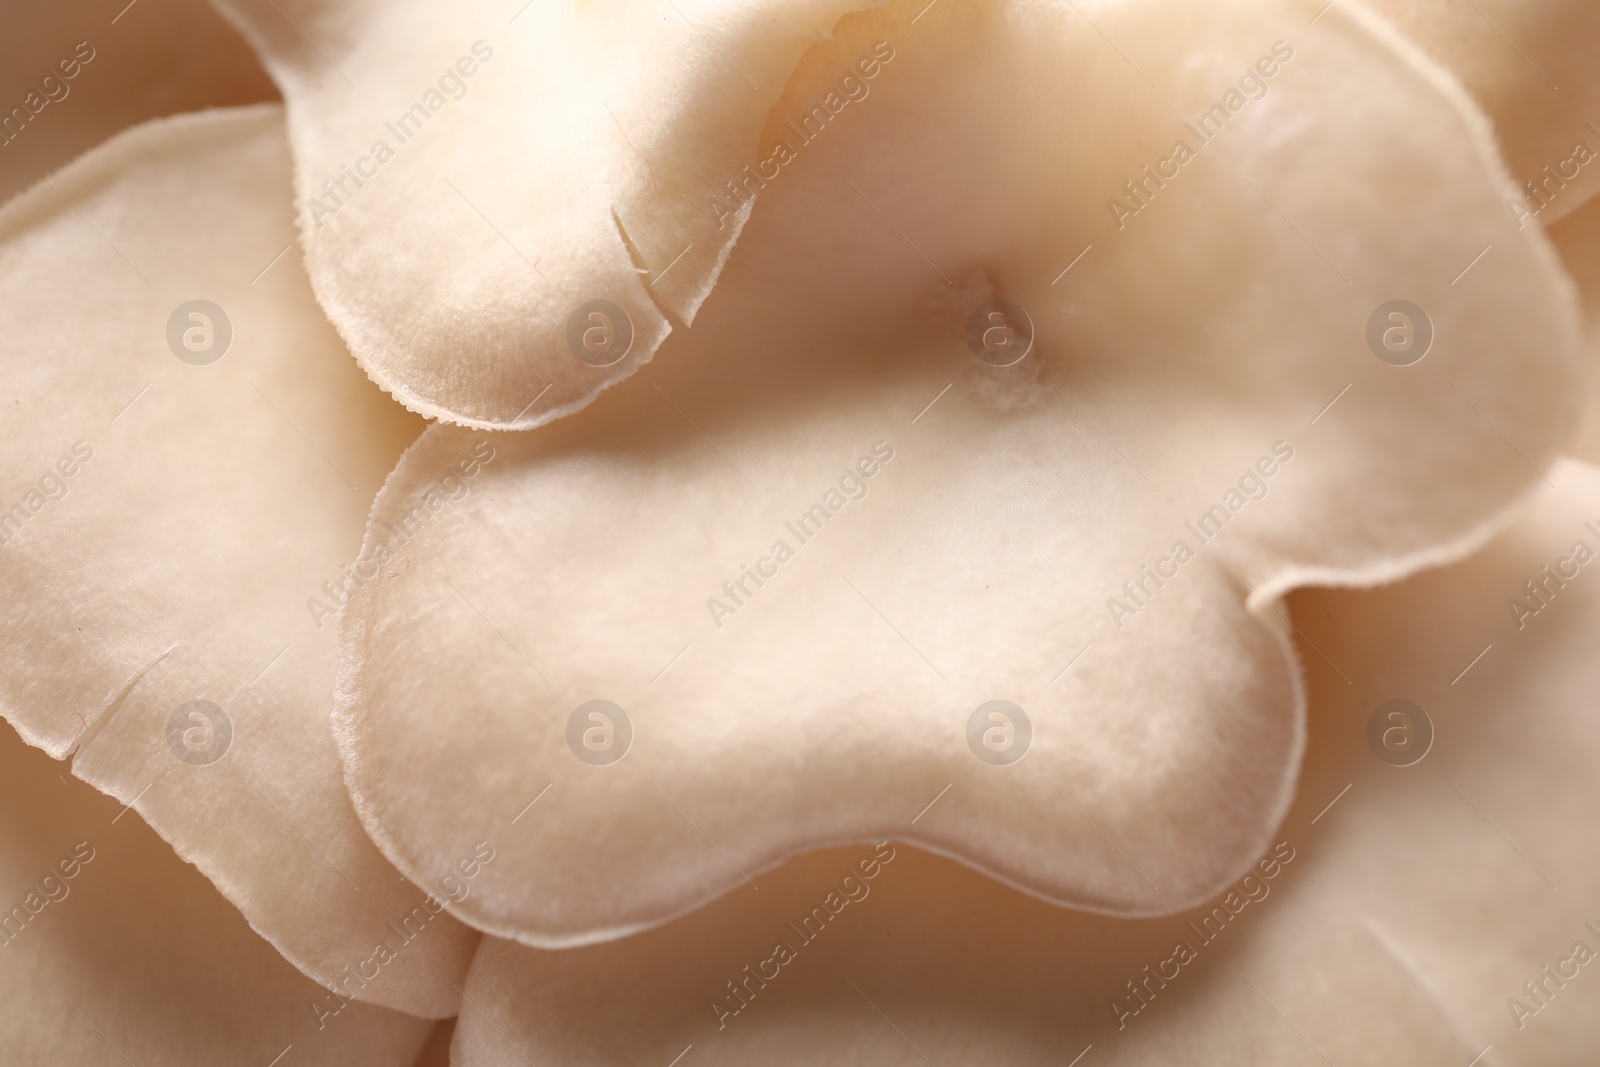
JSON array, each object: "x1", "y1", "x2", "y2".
[
  {"x1": 448, "y1": 458, "x2": 1600, "y2": 1066},
  {"x1": 1368, "y1": 0, "x2": 1600, "y2": 227},
  {"x1": 0, "y1": 720, "x2": 437, "y2": 1065},
  {"x1": 0, "y1": 106, "x2": 478, "y2": 1016},
  {"x1": 212, "y1": 0, "x2": 892, "y2": 428},
  {"x1": 333, "y1": 0, "x2": 1585, "y2": 948},
  {"x1": 4, "y1": 2, "x2": 1600, "y2": 1063}
]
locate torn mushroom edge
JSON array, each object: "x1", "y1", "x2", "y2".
[
  {"x1": 312, "y1": 0, "x2": 1586, "y2": 946},
  {"x1": 208, "y1": 0, "x2": 858, "y2": 433},
  {"x1": 0, "y1": 102, "x2": 467, "y2": 1019}
]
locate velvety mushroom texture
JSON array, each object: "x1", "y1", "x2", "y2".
[
  {"x1": 0, "y1": 105, "x2": 478, "y2": 1015},
  {"x1": 211, "y1": 0, "x2": 890, "y2": 428},
  {"x1": 1368, "y1": 0, "x2": 1600, "y2": 227},
  {"x1": 335, "y1": 0, "x2": 1586, "y2": 947},
  {"x1": 0, "y1": 720, "x2": 434, "y2": 1066},
  {"x1": 449, "y1": 459, "x2": 1600, "y2": 1066}
]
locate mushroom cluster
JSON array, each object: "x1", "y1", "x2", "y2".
[{"x1": 5, "y1": 0, "x2": 1600, "y2": 1062}]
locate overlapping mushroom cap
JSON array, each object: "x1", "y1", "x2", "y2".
[
  {"x1": 4, "y1": 0, "x2": 1600, "y2": 1061},
  {"x1": 0, "y1": 0, "x2": 277, "y2": 203},
  {"x1": 1369, "y1": 0, "x2": 1600, "y2": 227},
  {"x1": 211, "y1": 0, "x2": 891, "y2": 428},
  {"x1": 450, "y1": 458, "x2": 1600, "y2": 1065},
  {"x1": 329, "y1": 0, "x2": 1588, "y2": 947},
  {"x1": 0, "y1": 720, "x2": 439, "y2": 1064},
  {"x1": 0, "y1": 106, "x2": 477, "y2": 1016}
]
